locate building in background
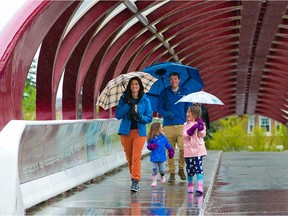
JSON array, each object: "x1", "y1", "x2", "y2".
[{"x1": 248, "y1": 115, "x2": 284, "y2": 135}]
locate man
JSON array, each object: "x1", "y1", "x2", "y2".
[{"x1": 157, "y1": 71, "x2": 191, "y2": 182}]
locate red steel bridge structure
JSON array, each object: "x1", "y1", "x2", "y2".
[{"x1": 0, "y1": 1, "x2": 287, "y2": 130}]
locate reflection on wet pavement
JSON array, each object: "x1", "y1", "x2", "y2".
[
  {"x1": 204, "y1": 152, "x2": 288, "y2": 215},
  {"x1": 26, "y1": 152, "x2": 214, "y2": 215},
  {"x1": 26, "y1": 151, "x2": 288, "y2": 215}
]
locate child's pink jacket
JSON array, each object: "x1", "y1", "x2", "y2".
[{"x1": 182, "y1": 121, "x2": 207, "y2": 158}]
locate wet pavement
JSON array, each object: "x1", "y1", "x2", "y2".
[
  {"x1": 204, "y1": 152, "x2": 288, "y2": 215},
  {"x1": 26, "y1": 151, "x2": 288, "y2": 215},
  {"x1": 26, "y1": 150, "x2": 221, "y2": 215}
]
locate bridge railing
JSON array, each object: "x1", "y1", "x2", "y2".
[{"x1": 0, "y1": 119, "x2": 151, "y2": 215}]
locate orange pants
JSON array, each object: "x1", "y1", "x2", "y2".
[{"x1": 120, "y1": 129, "x2": 146, "y2": 181}]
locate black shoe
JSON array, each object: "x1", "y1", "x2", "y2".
[{"x1": 130, "y1": 179, "x2": 139, "y2": 192}]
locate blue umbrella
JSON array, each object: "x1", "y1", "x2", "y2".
[{"x1": 143, "y1": 62, "x2": 204, "y2": 112}]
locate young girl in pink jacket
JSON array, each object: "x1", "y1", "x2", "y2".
[{"x1": 182, "y1": 105, "x2": 207, "y2": 194}]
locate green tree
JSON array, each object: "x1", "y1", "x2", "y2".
[
  {"x1": 279, "y1": 126, "x2": 288, "y2": 150},
  {"x1": 208, "y1": 115, "x2": 248, "y2": 151},
  {"x1": 248, "y1": 126, "x2": 267, "y2": 151},
  {"x1": 22, "y1": 58, "x2": 37, "y2": 120},
  {"x1": 208, "y1": 114, "x2": 287, "y2": 152},
  {"x1": 248, "y1": 121, "x2": 288, "y2": 151}
]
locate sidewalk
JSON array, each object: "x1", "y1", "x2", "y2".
[
  {"x1": 27, "y1": 150, "x2": 222, "y2": 215},
  {"x1": 203, "y1": 151, "x2": 288, "y2": 215},
  {"x1": 26, "y1": 150, "x2": 288, "y2": 215}
]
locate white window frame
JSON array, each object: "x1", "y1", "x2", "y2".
[{"x1": 259, "y1": 116, "x2": 271, "y2": 135}]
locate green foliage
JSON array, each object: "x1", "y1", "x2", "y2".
[
  {"x1": 278, "y1": 126, "x2": 288, "y2": 150},
  {"x1": 23, "y1": 81, "x2": 36, "y2": 120},
  {"x1": 22, "y1": 59, "x2": 37, "y2": 120},
  {"x1": 267, "y1": 125, "x2": 288, "y2": 151},
  {"x1": 26, "y1": 58, "x2": 37, "y2": 87},
  {"x1": 208, "y1": 114, "x2": 288, "y2": 152},
  {"x1": 208, "y1": 115, "x2": 249, "y2": 151},
  {"x1": 248, "y1": 126, "x2": 267, "y2": 151},
  {"x1": 247, "y1": 123, "x2": 288, "y2": 151}
]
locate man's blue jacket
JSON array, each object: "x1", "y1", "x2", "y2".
[{"x1": 157, "y1": 86, "x2": 191, "y2": 127}]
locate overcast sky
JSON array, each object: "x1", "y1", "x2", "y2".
[{"x1": 0, "y1": 0, "x2": 27, "y2": 32}]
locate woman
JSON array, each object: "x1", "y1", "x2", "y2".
[{"x1": 115, "y1": 76, "x2": 153, "y2": 192}]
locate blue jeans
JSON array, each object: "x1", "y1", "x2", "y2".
[{"x1": 151, "y1": 162, "x2": 165, "y2": 176}]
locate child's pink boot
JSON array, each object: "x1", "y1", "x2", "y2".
[
  {"x1": 160, "y1": 175, "x2": 166, "y2": 183},
  {"x1": 151, "y1": 175, "x2": 157, "y2": 187},
  {"x1": 187, "y1": 183, "x2": 194, "y2": 193},
  {"x1": 196, "y1": 183, "x2": 204, "y2": 194}
]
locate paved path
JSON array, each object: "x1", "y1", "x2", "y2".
[
  {"x1": 27, "y1": 150, "x2": 221, "y2": 215},
  {"x1": 203, "y1": 152, "x2": 288, "y2": 215},
  {"x1": 27, "y1": 151, "x2": 288, "y2": 215}
]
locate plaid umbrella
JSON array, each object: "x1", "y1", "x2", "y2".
[{"x1": 96, "y1": 71, "x2": 157, "y2": 110}]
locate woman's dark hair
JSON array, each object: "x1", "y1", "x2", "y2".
[{"x1": 125, "y1": 76, "x2": 144, "y2": 98}]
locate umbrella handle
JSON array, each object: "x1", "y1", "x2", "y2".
[
  {"x1": 160, "y1": 76, "x2": 170, "y2": 110},
  {"x1": 122, "y1": 82, "x2": 126, "y2": 91}
]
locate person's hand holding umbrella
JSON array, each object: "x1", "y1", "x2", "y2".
[
  {"x1": 123, "y1": 93, "x2": 142, "y2": 121},
  {"x1": 187, "y1": 123, "x2": 199, "y2": 136},
  {"x1": 197, "y1": 118, "x2": 205, "y2": 131},
  {"x1": 123, "y1": 93, "x2": 134, "y2": 107},
  {"x1": 130, "y1": 106, "x2": 142, "y2": 121}
]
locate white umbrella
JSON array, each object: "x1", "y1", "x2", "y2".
[{"x1": 175, "y1": 90, "x2": 224, "y2": 105}]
